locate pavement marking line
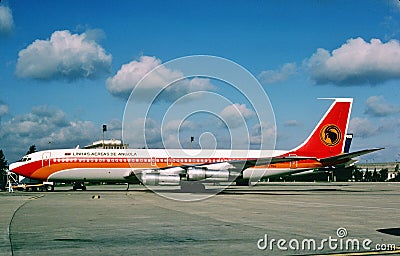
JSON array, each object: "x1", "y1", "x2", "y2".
[
  {"x1": 29, "y1": 195, "x2": 44, "y2": 200},
  {"x1": 312, "y1": 247, "x2": 400, "y2": 256},
  {"x1": 7, "y1": 194, "x2": 45, "y2": 256}
]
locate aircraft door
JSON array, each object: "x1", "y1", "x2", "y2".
[
  {"x1": 42, "y1": 152, "x2": 51, "y2": 167},
  {"x1": 151, "y1": 157, "x2": 157, "y2": 167},
  {"x1": 167, "y1": 157, "x2": 173, "y2": 166},
  {"x1": 289, "y1": 154, "x2": 297, "y2": 169}
]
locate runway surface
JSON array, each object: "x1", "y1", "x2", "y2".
[{"x1": 1, "y1": 182, "x2": 400, "y2": 255}]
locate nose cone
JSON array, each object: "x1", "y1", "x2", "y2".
[
  {"x1": 9, "y1": 161, "x2": 31, "y2": 177},
  {"x1": 9, "y1": 162, "x2": 20, "y2": 172}
]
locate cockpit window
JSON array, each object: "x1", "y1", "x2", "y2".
[{"x1": 18, "y1": 156, "x2": 31, "y2": 162}]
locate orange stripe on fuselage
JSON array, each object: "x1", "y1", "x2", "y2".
[
  {"x1": 252, "y1": 159, "x2": 323, "y2": 169},
  {"x1": 29, "y1": 161, "x2": 185, "y2": 180},
  {"x1": 30, "y1": 162, "x2": 129, "y2": 180}
]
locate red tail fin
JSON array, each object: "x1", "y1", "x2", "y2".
[{"x1": 289, "y1": 98, "x2": 353, "y2": 159}]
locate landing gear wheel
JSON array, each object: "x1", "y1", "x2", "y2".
[
  {"x1": 72, "y1": 182, "x2": 86, "y2": 191},
  {"x1": 235, "y1": 179, "x2": 250, "y2": 186},
  {"x1": 45, "y1": 185, "x2": 54, "y2": 192}
]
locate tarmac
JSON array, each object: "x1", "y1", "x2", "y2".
[{"x1": 1, "y1": 182, "x2": 400, "y2": 256}]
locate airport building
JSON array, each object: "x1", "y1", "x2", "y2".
[{"x1": 84, "y1": 139, "x2": 128, "y2": 149}]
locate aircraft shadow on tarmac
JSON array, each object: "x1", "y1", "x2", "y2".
[
  {"x1": 376, "y1": 228, "x2": 400, "y2": 237},
  {"x1": 48, "y1": 183, "x2": 371, "y2": 195},
  {"x1": 122, "y1": 187, "x2": 344, "y2": 195},
  {"x1": 64, "y1": 187, "x2": 342, "y2": 195}
]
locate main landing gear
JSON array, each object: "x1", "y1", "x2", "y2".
[{"x1": 72, "y1": 182, "x2": 86, "y2": 191}]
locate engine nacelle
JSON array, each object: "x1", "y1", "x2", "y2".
[
  {"x1": 141, "y1": 173, "x2": 180, "y2": 186},
  {"x1": 187, "y1": 168, "x2": 230, "y2": 182}
]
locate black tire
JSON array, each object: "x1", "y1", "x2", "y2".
[
  {"x1": 45, "y1": 185, "x2": 54, "y2": 192},
  {"x1": 235, "y1": 179, "x2": 250, "y2": 186}
]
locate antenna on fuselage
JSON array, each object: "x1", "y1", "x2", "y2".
[
  {"x1": 102, "y1": 124, "x2": 107, "y2": 149},
  {"x1": 190, "y1": 136, "x2": 194, "y2": 149}
]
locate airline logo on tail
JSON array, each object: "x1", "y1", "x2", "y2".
[
  {"x1": 320, "y1": 124, "x2": 342, "y2": 147},
  {"x1": 289, "y1": 98, "x2": 352, "y2": 159}
]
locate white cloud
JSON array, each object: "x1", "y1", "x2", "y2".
[
  {"x1": 123, "y1": 117, "x2": 162, "y2": 149},
  {"x1": 83, "y1": 28, "x2": 106, "y2": 42},
  {"x1": 1, "y1": 106, "x2": 68, "y2": 138},
  {"x1": 0, "y1": 6, "x2": 13, "y2": 35},
  {"x1": 305, "y1": 37, "x2": 400, "y2": 85},
  {"x1": 15, "y1": 30, "x2": 112, "y2": 81},
  {"x1": 106, "y1": 56, "x2": 214, "y2": 101},
  {"x1": 250, "y1": 121, "x2": 276, "y2": 146},
  {"x1": 365, "y1": 96, "x2": 400, "y2": 117},
  {"x1": 163, "y1": 119, "x2": 195, "y2": 132},
  {"x1": 0, "y1": 102, "x2": 9, "y2": 117},
  {"x1": 50, "y1": 120, "x2": 96, "y2": 146},
  {"x1": 284, "y1": 120, "x2": 300, "y2": 127},
  {"x1": 258, "y1": 62, "x2": 297, "y2": 84},
  {"x1": 0, "y1": 106, "x2": 121, "y2": 161},
  {"x1": 106, "y1": 56, "x2": 163, "y2": 98},
  {"x1": 162, "y1": 119, "x2": 196, "y2": 148},
  {"x1": 391, "y1": 0, "x2": 400, "y2": 11},
  {"x1": 382, "y1": 16, "x2": 400, "y2": 40},
  {"x1": 219, "y1": 103, "x2": 255, "y2": 129},
  {"x1": 123, "y1": 117, "x2": 198, "y2": 149},
  {"x1": 348, "y1": 117, "x2": 379, "y2": 138},
  {"x1": 106, "y1": 119, "x2": 122, "y2": 131}
]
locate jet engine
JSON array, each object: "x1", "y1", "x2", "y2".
[
  {"x1": 187, "y1": 167, "x2": 231, "y2": 182},
  {"x1": 140, "y1": 167, "x2": 240, "y2": 186},
  {"x1": 140, "y1": 172, "x2": 180, "y2": 186}
]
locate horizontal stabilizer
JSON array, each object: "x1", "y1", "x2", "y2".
[{"x1": 320, "y1": 148, "x2": 384, "y2": 165}]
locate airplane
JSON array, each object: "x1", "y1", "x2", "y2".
[{"x1": 9, "y1": 98, "x2": 382, "y2": 191}]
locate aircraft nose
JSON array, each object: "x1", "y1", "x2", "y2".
[
  {"x1": 9, "y1": 162, "x2": 16, "y2": 171},
  {"x1": 8, "y1": 160, "x2": 37, "y2": 178},
  {"x1": 9, "y1": 162, "x2": 23, "y2": 174}
]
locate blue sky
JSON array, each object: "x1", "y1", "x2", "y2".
[{"x1": 1, "y1": 0, "x2": 400, "y2": 162}]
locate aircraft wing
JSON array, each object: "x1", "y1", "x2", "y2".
[
  {"x1": 170, "y1": 156, "x2": 318, "y2": 171},
  {"x1": 124, "y1": 156, "x2": 319, "y2": 177},
  {"x1": 320, "y1": 148, "x2": 384, "y2": 166}
]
